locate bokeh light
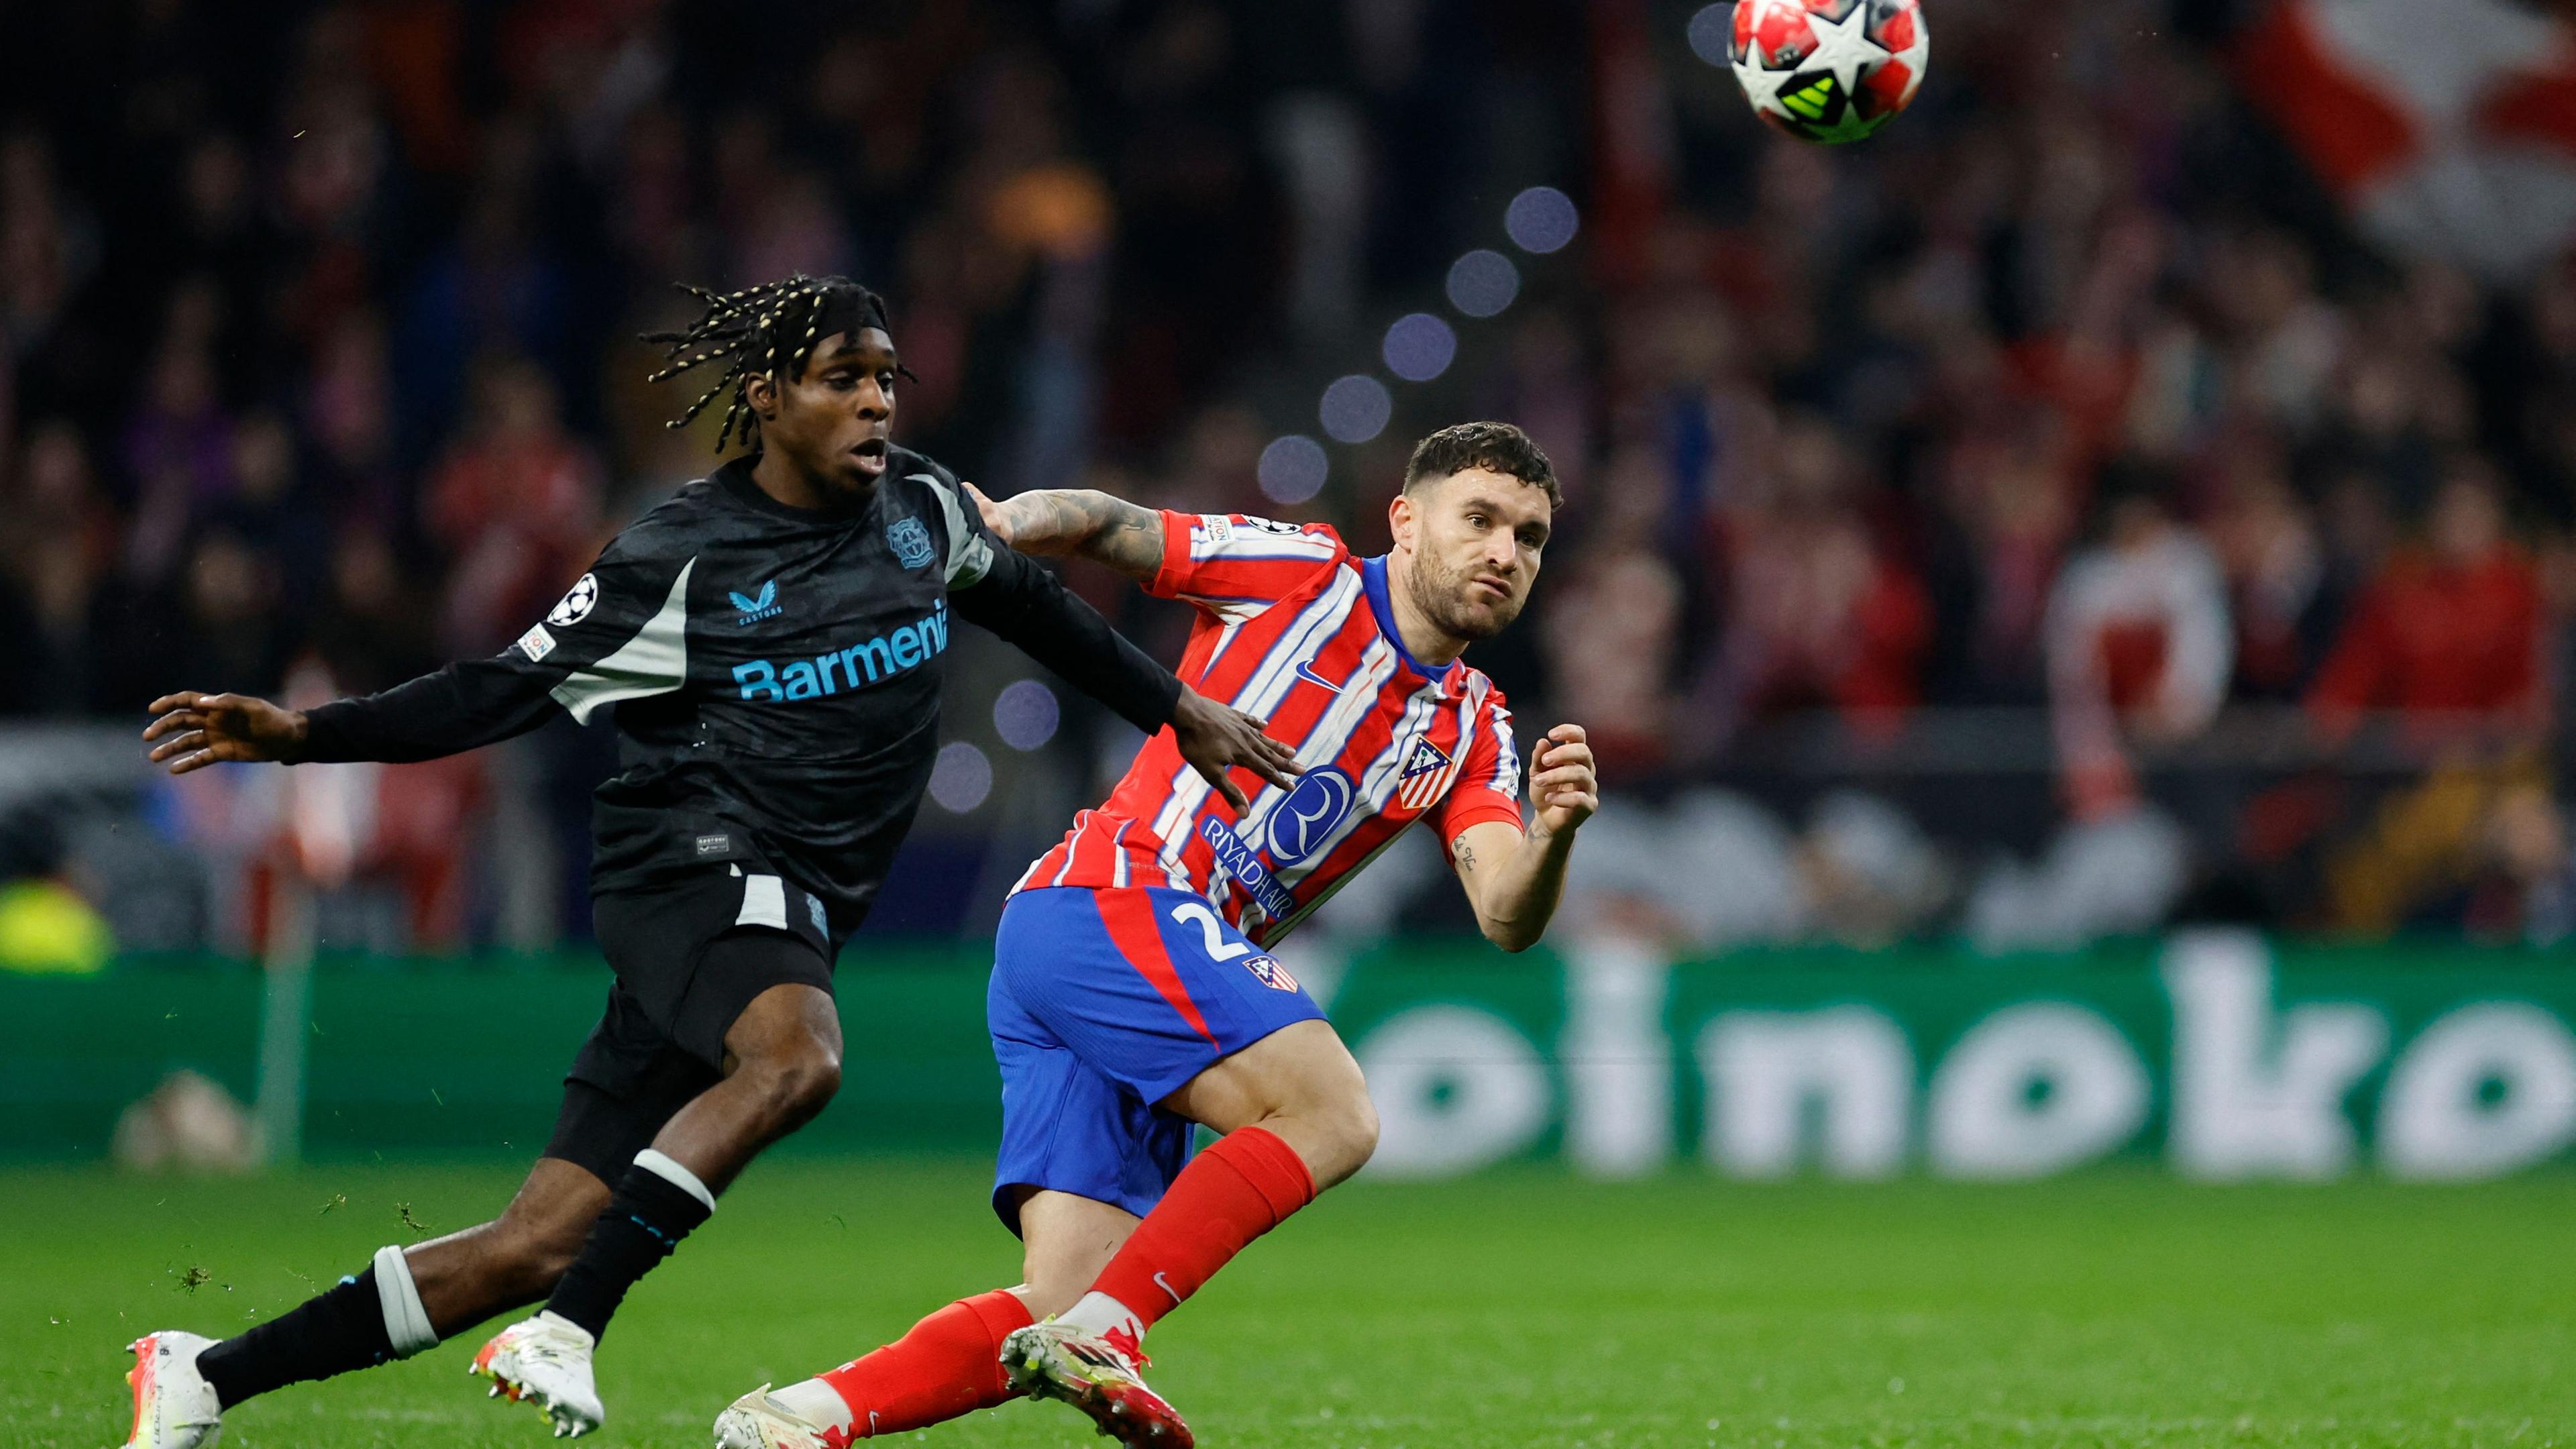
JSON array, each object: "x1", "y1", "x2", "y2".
[
  {"x1": 1686, "y1": 3, "x2": 1734, "y2": 66},
  {"x1": 1258, "y1": 435, "x2": 1330, "y2": 504},
  {"x1": 1505, "y1": 186, "x2": 1580, "y2": 254},
  {"x1": 1382, "y1": 313, "x2": 1459, "y2": 383},
  {"x1": 1320, "y1": 375, "x2": 1393, "y2": 444},
  {"x1": 993, "y1": 680, "x2": 1061, "y2": 752},
  {"x1": 1445, "y1": 250, "x2": 1521, "y2": 318},
  {"x1": 928, "y1": 741, "x2": 993, "y2": 812}
]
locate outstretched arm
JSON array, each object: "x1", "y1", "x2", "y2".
[
  {"x1": 1450, "y1": 724, "x2": 1599, "y2": 953},
  {"x1": 145, "y1": 546, "x2": 694, "y2": 772},
  {"x1": 949, "y1": 545, "x2": 1299, "y2": 811},
  {"x1": 967, "y1": 484, "x2": 1165, "y2": 582},
  {"x1": 143, "y1": 657, "x2": 573, "y2": 773}
]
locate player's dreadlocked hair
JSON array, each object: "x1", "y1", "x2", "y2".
[{"x1": 643, "y1": 274, "x2": 915, "y2": 451}]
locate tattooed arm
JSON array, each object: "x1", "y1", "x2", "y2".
[
  {"x1": 1450, "y1": 724, "x2": 1599, "y2": 952},
  {"x1": 963, "y1": 484, "x2": 1166, "y2": 582}
]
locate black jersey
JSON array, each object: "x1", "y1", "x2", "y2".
[{"x1": 297, "y1": 447, "x2": 1181, "y2": 934}]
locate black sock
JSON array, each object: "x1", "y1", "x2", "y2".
[
  {"x1": 542, "y1": 1159, "x2": 713, "y2": 1342},
  {"x1": 197, "y1": 1267, "x2": 395, "y2": 1409}
]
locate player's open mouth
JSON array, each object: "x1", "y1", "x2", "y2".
[{"x1": 852, "y1": 437, "x2": 890, "y2": 472}]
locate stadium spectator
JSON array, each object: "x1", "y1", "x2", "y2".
[
  {"x1": 1541, "y1": 536, "x2": 1684, "y2": 780},
  {"x1": 1703, "y1": 416, "x2": 1925, "y2": 730},
  {"x1": 421, "y1": 356, "x2": 602, "y2": 655},
  {"x1": 169, "y1": 531, "x2": 292, "y2": 700},
  {"x1": 1933, "y1": 411, "x2": 2080, "y2": 705},
  {"x1": 2301, "y1": 462, "x2": 2551, "y2": 936},
  {"x1": 0, "y1": 422, "x2": 115, "y2": 714},
  {"x1": 305, "y1": 525, "x2": 438, "y2": 697},
  {"x1": 2208, "y1": 455, "x2": 2327, "y2": 701},
  {"x1": 1539, "y1": 441, "x2": 1688, "y2": 777},
  {"x1": 0, "y1": 129, "x2": 93, "y2": 382},
  {"x1": 122, "y1": 299, "x2": 235, "y2": 587},
  {"x1": 2306, "y1": 460, "x2": 2545, "y2": 744},
  {"x1": 2045, "y1": 461, "x2": 2232, "y2": 817}
]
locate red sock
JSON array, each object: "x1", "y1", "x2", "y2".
[
  {"x1": 818, "y1": 1289, "x2": 1032, "y2": 1438},
  {"x1": 1090, "y1": 1126, "x2": 1318, "y2": 1331}
]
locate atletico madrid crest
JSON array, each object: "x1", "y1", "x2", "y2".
[
  {"x1": 1396, "y1": 739, "x2": 1457, "y2": 811},
  {"x1": 1242, "y1": 954, "x2": 1301, "y2": 993}
]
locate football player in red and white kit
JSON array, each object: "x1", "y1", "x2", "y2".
[{"x1": 716, "y1": 423, "x2": 1597, "y2": 1448}]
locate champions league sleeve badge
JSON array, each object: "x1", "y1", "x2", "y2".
[{"x1": 546, "y1": 573, "x2": 600, "y2": 627}]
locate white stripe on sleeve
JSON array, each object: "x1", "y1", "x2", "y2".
[
  {"x1": 918, "y1": 472, "x2": 998, "y2": 588},
  {"x1": 548, "y1": 559, "x2": 696, "y2": 724}
]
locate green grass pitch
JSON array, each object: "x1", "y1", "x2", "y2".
[{"x1": 3, "y1": 1159, "x2": 2571, "y2": 1447}]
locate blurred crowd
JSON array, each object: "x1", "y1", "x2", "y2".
[{"x1": 1, "y1": 0, "x2": 2572, "y2": 957}]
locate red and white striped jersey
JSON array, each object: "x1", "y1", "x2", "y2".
[{"x1": 1013, "y1": 510, "x2": 1525, "y2": 945}]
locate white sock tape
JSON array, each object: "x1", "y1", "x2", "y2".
[
  {"x1": 371, "y1": 1244, "x2": 438, "y2": 1358},
  {"x1": 634, "y1": 1148, "x2": 718, "y2": 1214}
]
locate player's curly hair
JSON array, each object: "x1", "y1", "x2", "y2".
[
  {"x1": 643, "y1": 274, "x2": 915, "y2": 451},
  {"x1": 1403, "y1": 421, "x2": 1562, "y2": 507}
]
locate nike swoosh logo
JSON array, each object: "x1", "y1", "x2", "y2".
[
  {"x1": 1293, "y1": 660, "x2": 1340, "y2": 692},
  {"x1": 1155, "y1": 1272, "x2": 1181, "y2": 1305}
]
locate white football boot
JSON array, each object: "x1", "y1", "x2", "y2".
[
  {"x1": 471, "y1": 1311, "x2": 604, "y2": 1438},
  {"x1": 711, "y1": 1384, "x2": 847, "y2": 1449},
  {"x1": 1001, "y1": 1321, "x2": 1194, "y2": 1448},
  {"x1": 121, "y1": 1331, "x2": 223, "y2": 1449}
]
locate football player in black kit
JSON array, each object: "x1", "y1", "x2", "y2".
[{"x1": 117, "y1": 275, "x2": 1301, "y2": 1446}]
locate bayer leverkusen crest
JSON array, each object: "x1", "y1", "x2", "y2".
[{"x1": 887, "y1": 515, "x2": 936, "y2": 570}]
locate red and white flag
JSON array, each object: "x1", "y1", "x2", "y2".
[{"x1": 2243, "y1": 0, "x2": 2576, "y2": 279}]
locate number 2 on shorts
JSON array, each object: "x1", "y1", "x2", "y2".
[{"x1": 1169, "y1": 900, "x2": 1250, "y2": 962}]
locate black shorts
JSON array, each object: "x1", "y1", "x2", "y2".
[{"x1": 540, "y1": 867, "x2": 835, "y2": 1183}]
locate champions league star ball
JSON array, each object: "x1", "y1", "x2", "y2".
[{"x1": 1731, "y1": 0, "x2": 1929, "y2": 145}]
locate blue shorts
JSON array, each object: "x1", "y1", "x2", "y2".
[{"x1": 988, "y1": 885, "x2": 1326, "y2": 1231}]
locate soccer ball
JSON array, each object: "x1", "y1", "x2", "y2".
[{"x1": 1731, "y1": 0, "x2": 1929, "y2": 146}]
